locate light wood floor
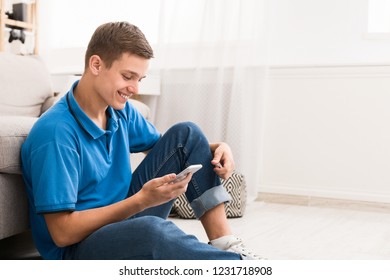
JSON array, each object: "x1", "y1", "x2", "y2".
[
  {"x1": 1, "y1": 199, "x2": 388, "y2": 260},
  {"x1": 170, "y1": 200, "x2": 390, "y2": 259}
]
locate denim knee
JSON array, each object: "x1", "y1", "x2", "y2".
[
  {"x1": 132, "y1": 216, "x2": 166, "y2": 232},
  {"x1": 132, "y1": 216, "x2": 174, "y2": 235},
  {"x1": 166, "y1": 122, "x2": 211, "y2": 160},
  {"x1": 167, "y1": 121, "x2": 202, "y2": 134},
  {"x1": 164, "y1": 122, "x2": 206, "y2": 146},
  {"x1": 132, "y1": 216, "x2": 185, "y2": 245}
]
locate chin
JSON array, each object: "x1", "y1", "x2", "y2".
[{"x1": 112, "y1": 102, "x2": 127, "y2": 111}]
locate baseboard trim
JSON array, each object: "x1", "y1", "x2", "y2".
[{"x1": 256, "y1": 192, "x2": 390, "y2": 213}]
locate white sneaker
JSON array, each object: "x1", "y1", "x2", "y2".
[{"x1": 209, "y1": 235, "x2": 266, "y2": 260}]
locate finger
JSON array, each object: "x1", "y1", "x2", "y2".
[
  {"x1": 221, "y1": 160, "x2": 234, "y2": 171},
  {"x1": 216, "y1": 171, "x2": 231, "y2": 180},
  {"x1": 215, "y1": 157, "x2": 235, "y2": 173},
  {"x1": 172, "y1": 183, "x2": 188, "y2": 198},
  {"x1": 169, "y1": 173, "x2": 192, "y2": 190},
  {"x1": 151, "y1": 173, "x2": 176, "y2": 187},
  {"x1": 214, "y1": 167, "x2": 227, "y2": 177},
  {"x1": 164, "y1": 176, "x2": 190, "y2": 199},
  {"x1": 212, "y1": 150, "x2": 223, "y2": 165},
  {"x1": 213, "y1": 164, "x2": 224, "y2": 173},
  {"x1": 214, "y1": 165, "x2": 234, "y2": 180}
]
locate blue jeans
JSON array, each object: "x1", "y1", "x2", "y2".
[{"x1": 63, "y1": 122, "x2": 240, "y2": 260}]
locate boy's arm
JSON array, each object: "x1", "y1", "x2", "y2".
[{"x1": 44, "y1": 173, "x2": 192, "y2": 247}]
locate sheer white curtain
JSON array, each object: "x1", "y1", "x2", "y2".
[
  {"x1": 153, "y1": 0, "x2": 269, "y2": 200},
  {"x1": 38, "y1": 0, "x2": 268, "y2": 199}
]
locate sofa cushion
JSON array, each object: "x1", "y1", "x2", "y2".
[
  {"x1": 0, "y1": 116, "x2": 38, "y2": 175},
  {"x1": 0, "y1": 99, "x2": 150, "y2": 175},
  {"x1": 0, "y1": 53, "x2": 53, "y2": 117}
]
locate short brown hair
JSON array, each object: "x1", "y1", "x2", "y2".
[{"x1": 85, "y1": 22, "x2": 154, "y2": 69}]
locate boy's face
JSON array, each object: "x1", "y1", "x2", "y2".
[{"x1": 94, "y1": 52, "x2": 149, "y2": 110}]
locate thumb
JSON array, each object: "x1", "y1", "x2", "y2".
[
  {"x1": 151, "y1": 173, "x2": 176, "y2": 187},
  {"x1": 212, "y1": 149, "x2": 222, "y2": 165}
]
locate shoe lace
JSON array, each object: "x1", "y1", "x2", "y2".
[{"x1": 226, "y1": 238, "x2": 265, "y2": 260}]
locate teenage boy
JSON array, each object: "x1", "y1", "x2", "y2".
[{"x1": 21, "y1": 22, "x2": 261, "y2": 260}]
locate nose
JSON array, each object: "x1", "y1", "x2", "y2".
[{"x1": 127, "y1": 82, "x2": 139, "y2": 95}]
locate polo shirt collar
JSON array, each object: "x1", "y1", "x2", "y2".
[{"x1": 67, "y1": 81, "x2": 119, "y2": 139}]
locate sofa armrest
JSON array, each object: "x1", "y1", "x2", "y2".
[
  {"x1": 40, "y1": 93, "x2": 61, "y2": 115},
  {"x1": 128, "y1": 98, "x2": 151, "y2": 120},
  {"x1": 0, "y1": 116, "x2": 38, "y2": 175}
]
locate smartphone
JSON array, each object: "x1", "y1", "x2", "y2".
[{"x1": 171, "y1": 164, "x2": 203, "y2": 183}]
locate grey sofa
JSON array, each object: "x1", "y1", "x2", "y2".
[
  {"x1": 0, "y1": 53, "x2": 150, "y2": 245},
  {"x1": 0, "y1": 53, "x2": 55, "y2": 241}
]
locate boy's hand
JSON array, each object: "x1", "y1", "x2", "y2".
[
  {"x1": 139, "y1": 172, "x2": 192, "y2": 208},
  {"x1": 211, "y1": 142, "x2": 235, "y2": 179}
]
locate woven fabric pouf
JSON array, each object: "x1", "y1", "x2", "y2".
[{"x1": 172, "y1": 172, "x2": 247, "y2": 219}]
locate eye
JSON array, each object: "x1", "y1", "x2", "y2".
[{"x1": 122, "y1": 74, "x2": 132, "y2": 81}]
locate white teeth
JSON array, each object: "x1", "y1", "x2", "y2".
[{"x1": 119, "y1": 92, "x2": 130, "y2": 100}]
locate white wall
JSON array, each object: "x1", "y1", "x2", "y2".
[
  {"x1": 262, "y1": 0, "x2": 390, "y2": 203},
  {"x1": 262, "y1": 65, "x2": 390, "y2": 203},
  {"x1": 36, "y1": 0, "x2": 390, "y2": 203},
  {"x1": 267, "y1": 0, "x2": 390, "y2": 65}
]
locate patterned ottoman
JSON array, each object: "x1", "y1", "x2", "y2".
[{"x1": 172, "y1": 172, "x2": 247, "y2": 219}]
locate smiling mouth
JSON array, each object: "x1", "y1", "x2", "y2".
[{"x1": 117, "y1": 91, "x2": 132, "y2": 100}]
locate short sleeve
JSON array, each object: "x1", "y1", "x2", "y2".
[{"x1": 30, "y1": 141, "x2": 80, "y2": 213}]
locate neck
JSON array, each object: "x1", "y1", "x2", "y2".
[{"x1": 73, "y1": 77, "x2": 108, "y2": 130}]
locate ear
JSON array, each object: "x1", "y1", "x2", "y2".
[{"x1": 89, "y1": 55, "x2": 102, "y2": 76}]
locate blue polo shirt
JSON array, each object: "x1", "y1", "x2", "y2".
[{"x1": 21, "y1": 81, "x2": 160, "y2": 259}]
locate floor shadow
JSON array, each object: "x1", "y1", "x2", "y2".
[{"x1": 0, "y1": 230, "x2": 41, "y2": 260}]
